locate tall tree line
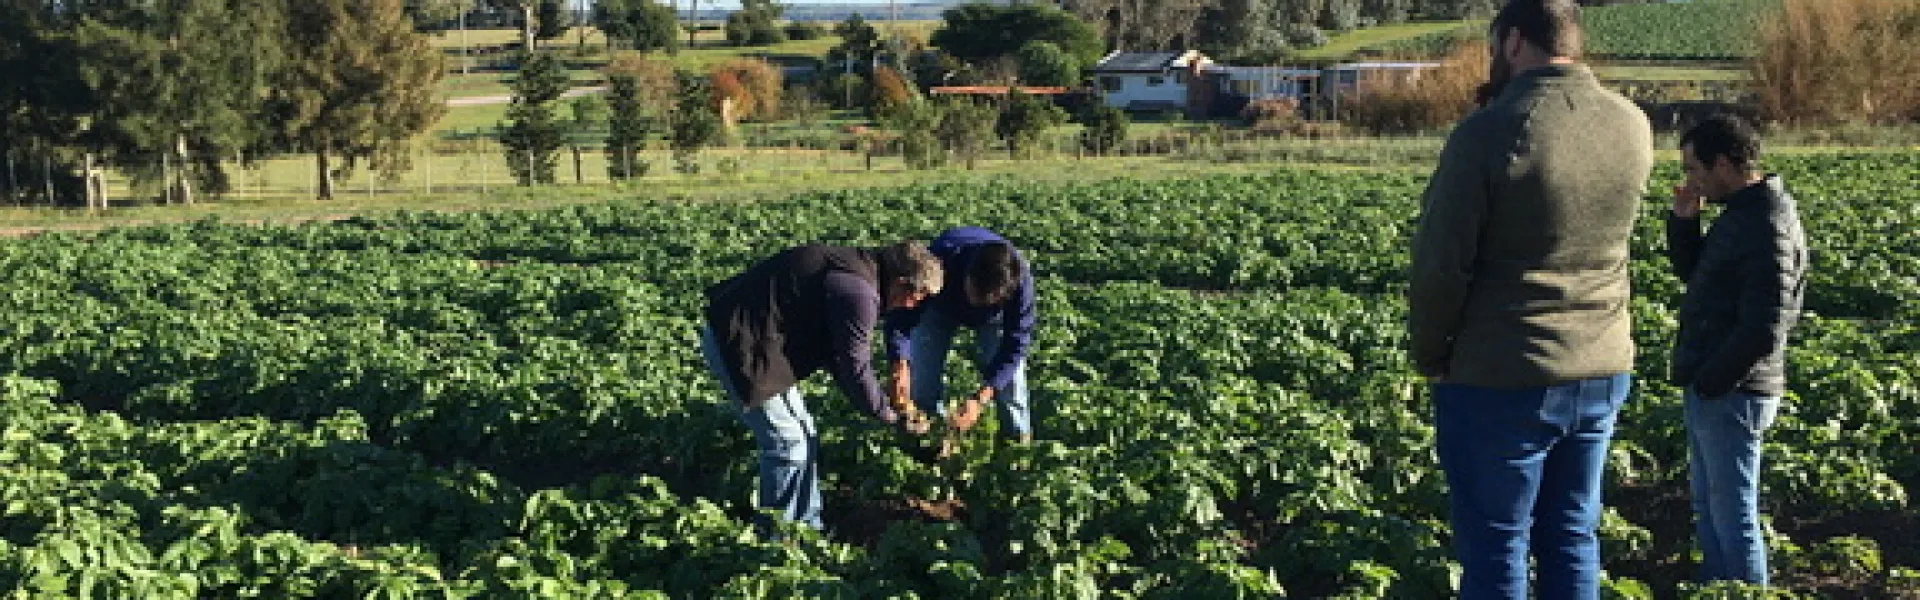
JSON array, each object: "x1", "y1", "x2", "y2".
[
  {"x1": 0, "y1": 0, "x2": 445, "y2": 205},
  {"x1": 1059, "y1": 0, "x2": 1498, "y2": 63}
]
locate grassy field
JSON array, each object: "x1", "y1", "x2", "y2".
[
  {"x1": 0, "y1": 151, "x2": 1306, "y2": 232},
  {"x1": 1292, "y1": 20, "x2": 1478, "y2": 61},
  {"x1": 434, "y1": 104, "x2": 512, "y2": 139},
  {"x1": 8, "y1": 130, "x2": 1914, "y2": 233}
]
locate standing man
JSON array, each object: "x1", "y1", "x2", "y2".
[
  {"x1": 885, "y1": 227, "x2": 1036, "y2": 443},
  {"x1": 701, "y1": 242, "x2": 942, "y2": 535},
  {"x1": 1668, "y1": 115, "x2": 1807, "y2": 586},
  {"x1": 1407, "y1": 1, "x2": 1652, "y2": 598}
]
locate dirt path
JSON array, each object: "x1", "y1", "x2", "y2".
[{"x1": 445, "y1": 86, "x2": 606, "y2": 107}]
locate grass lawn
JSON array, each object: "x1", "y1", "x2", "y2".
[
  {"x1": 434, "y1": 104, "x2": 512, "y2": 139},
  {"x1": 3, "y1": 134, "x2": 1909, "y2": 232},
  {"x1": 0, "y1": 153, "x2": 1312, "y2": 232},
  {"x1": 1291, "y1": 20, "x2": 1476, "y2": 61}
]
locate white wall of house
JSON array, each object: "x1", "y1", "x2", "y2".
[{"x1": 1094, "y1": 72, "x2": 1192, "y2": 110}]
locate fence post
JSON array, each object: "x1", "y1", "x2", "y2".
[
  {"x1": 41, "y1": 144, "x2": 54, "y2": 206},
  {"x1": 161, "y1": 149, "x2": 172, "y2": 205}
]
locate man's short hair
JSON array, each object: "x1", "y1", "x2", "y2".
[
  {"x1": 1492, "y1": 0, "x2": 1585, "y2": 58},
  {"x1": 878, "y1": 241, "x2": 944, "y2": 296},
  {"x1": 967, "y1": 242, "x2": 1023, "y2": 305},
  {"x1": 1680, "y1": 114, "x2": 1763, "y2": 171}
]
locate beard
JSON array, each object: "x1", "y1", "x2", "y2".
[{"x1": 1477, "y1": 46, "x2": 1514, "y2": 107}]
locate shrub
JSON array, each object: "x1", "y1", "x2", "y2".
[
  {"x1": 1754, "y1": 0, "x2": 1920, "y2": 124},
  {"x1": 1337, "y1": 41, "x2": 1486, "y2": 135},
  {"x1": 784, "y1": 21, "x2": 828, "y2": 41}
]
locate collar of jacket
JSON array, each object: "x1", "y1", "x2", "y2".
[
  {"x1": 1498, "y1": 63, "x2": 1598, "y2": 97},
  {"x1": 1712, "y1": 174, "x2": 1785, "y2": 207}
]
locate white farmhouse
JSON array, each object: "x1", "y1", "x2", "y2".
[{"x1": 1088, "y1": 51, "x2": 1213, "y2": 114}]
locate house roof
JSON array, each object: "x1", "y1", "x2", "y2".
[
  {"x1": 1208, "y1": 66, "x2": 1322, "y2": 79},
  {"x1": 1091, "y1": 51, "x2": 1206, "y2": 73}
]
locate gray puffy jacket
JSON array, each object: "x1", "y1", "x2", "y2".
[{"x1": 1666, "y1": 175, "x2": 1810, "y2": 397}]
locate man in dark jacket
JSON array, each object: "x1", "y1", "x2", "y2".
[
  {"x1": 1668, "y1": 114, "x2": 1808, "y2": 586},
  {"x1": 884, "y1": 227, "x2": 1037, "y2": 443},
  {"x1": 1407, "y1": 2, "x2": 1652, "y2": 597},
  {"x1": 700, "y1": 242, "x2": 943, "y2": 534}
]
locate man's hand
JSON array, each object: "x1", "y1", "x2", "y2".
[
  {"x1": 1672, "y1": 183, "x2": 1705, "y2": 219},
  {"x1": 889, "y1": 360, "x2": 912, "y2": 409},
  {"x1": 949, "y1": 387, "x2": 992, "y2": 432},
  {"x1": 898, "y1": 409, "x2": 931, "y2": 436}
]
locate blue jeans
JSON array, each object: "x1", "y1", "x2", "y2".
[
  {"x1": 907, "y1": 307, "x2": 1032, "y2": 439},
  {"x1": 700, "y1": 327, "x2": 821, "y2": 533},
  {"x1": 1433, "y1": 373, "x2": 1630, "y2": 600},
  {"x1": 1686, "y1": 388, "x2": 1778, "y2": 586}
]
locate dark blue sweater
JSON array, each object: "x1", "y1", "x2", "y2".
[{"x1": 884, "y1": 227, "x2": 1036, "y2": 390}]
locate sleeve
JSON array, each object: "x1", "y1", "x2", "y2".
[
  {"x1": 884, "y1": 306, "x2": 921, "y2": 363},
  {"x1": 981, "y1": 267, "x2": 1037, "y2": 390},
  {"x1": 1667, "y1": 212, "x2": 1704, "y2": 281},
  {"x1": 822, "y1": 272, "x2": 897, "y2": 423},
  {"x1": 1691, "y1": 220, "x2": 1803, "y2": 397},
  {"x1": 1407, "y1": 123, "x2": 1491, "y2": 378}
]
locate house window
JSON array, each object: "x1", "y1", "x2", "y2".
[
  {"x1": 1100, "y1": 76, "x2": 1122, "y2": 92},
  {"x1": 1231, "y1": 79, "x2": 1257, "y2": 95},
  {"x1": 1147, "y1": 76, "x2": 1165, "y2": 87},
  {"x1": 1175, "y1": 71, "x2": 1188, "y2": 85}
]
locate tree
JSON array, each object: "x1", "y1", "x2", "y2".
[
  {"x1": 1364, "y1": 0, "x2": 1411, "y2": 24},
  {"x1": 1196, "y1": 0, "x2": 1293, "y2": 64},
  {"x1": 670, "y1": 72, "x2": 721, "y2": 173},
  {"x1": 537, "y1": 0, "x2": 570, "y2": 41},
  {"x1": 566, "y1": 95, "x2": 607, "y2": 183},
  {"x1": 785, "y1": 21, "x2": 828, "y2": 41},
  {"x1": 830, "y1": 14, "x2": 884, "y2": 65},
  {"x1": 1057, "y1": 0, "x2": 1207, "y2": 54},
  {"x1": 710, "y1": 59, "x2": 783, "y2": 122},
  {"x1": 0, "y1": 3, "x2": 69, "y2": 204},
  {"x1": 403, "y1": 0, "x2": 469, "y2": 31},
  {"x1": 596, "y1": 0, "x2": 679, "y2": 52},
  {"x1": 604, "y1": 52, "x2": 680, "y2": 115},
  {"x1": 55, "y1": 0, "x2": 290, "y2": 206},
  {"x1": 1320, "y1": 0, "x2": 1362, "y2": 32},
  {"x1": 869, "y1": 66, "x2": 919, "y2": 120},
  {"x1": 605, "y1": 72, "x2": 658, "y2": 180},
  {"x1": 935, "y1": 100, "x2": 999, "y2": 170},
  {"x1": 725, "y1": 0, "x2": 786, "y2": 46},
  {"x1": 886, "y1": 100, "x2": 946, "y2": 170},
  {"x1": 266, "y1": 0, "x2": 444, "y2": 200},
  {"x1": 498, "y1": 52, "x2": 571, "y2": 185},
  {"x1": 1077, "y1": 104, "x2": 1128, "y2": 155},
  {"x1": 593, "y1": 0, "x2": 636, "y2": 46},
  {"x1": 486, "y1": 0, "x2": 540, "y2": 53},
  {"x1": 995, "y1": 89, "x2": 1066, "y2": 158},
  {"x1": 1015, "y1": 41, "x2": 1081, "y2": 87},
  {"x1": 931, "y1": 4, "x2": 1103, "y2": 70}
]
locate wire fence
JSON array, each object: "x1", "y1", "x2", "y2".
[{"x1": 0, "y1": 130, "x2": 1448, "y2": 209}]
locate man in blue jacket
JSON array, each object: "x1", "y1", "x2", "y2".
[{"x1": 885, "y1": 227, "x2": 1037, "y2": 443}]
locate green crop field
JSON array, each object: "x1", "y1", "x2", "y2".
[
  {"x1": 1, "y1": 151, "x2": 1916, "y2": 597},
  {"x1": 1583, "y1": 0, "x2": 1776, "y2": 61}
]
